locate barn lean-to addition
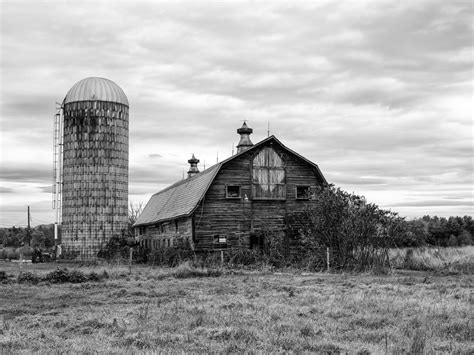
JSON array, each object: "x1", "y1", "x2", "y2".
[{"x1": 133, "y1": 123, "x2": 326, "y2": 252}]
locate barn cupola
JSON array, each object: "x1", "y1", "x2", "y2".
[
  {"x1": 236, "y1": 121, "x2": 254, "y2": 153},
  {"x1": 187, "y1": 154, "x2": 200, "y2": 178}
]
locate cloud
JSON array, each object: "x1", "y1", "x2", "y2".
[
  {"x1": 38, "y1": 185, "x2": 53, "y2": 193},
  {"x1": 148, "y1": 154, "x2": 163, "y2": 159},
  {"x1": 0, "y1": 187, "x2": 14, "y2": 193},
  {"x1": 0, "y1": 0, "x2": 472, "y2": 224},
  {"x1": 329, "y1": 176, "x2": 388, "y2": 186},
  {"x1": 0, "y1": 166, "x2": 51, "y2": 184},
  {"x1": 390, "y1": 200, "x2": 473, "y2": 207}
]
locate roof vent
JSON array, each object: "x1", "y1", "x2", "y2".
[
  {"x1": 187, "y1": 154, "x2": 200, "y2": 178},
  {"x1": 236, "y1": 121, "x2": 253, "y2": 153}
]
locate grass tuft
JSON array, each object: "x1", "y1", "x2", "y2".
[{"x1": 171, "y1": 262, "x2": 222, "y2": 279}]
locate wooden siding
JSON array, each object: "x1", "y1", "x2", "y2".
[
  {"x1": 194, "y1": 141, "x2": 324, "y2": 251},
  {"x1": 252, "y1": 147, "x2": 286, "y2": 199},
  {"x1": 138, "y1": 217, "x2": 193, "y2": 250}
]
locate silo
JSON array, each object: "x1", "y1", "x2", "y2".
[{"x1": 61, "y1": 77, "x2": 129, "y2": 259}]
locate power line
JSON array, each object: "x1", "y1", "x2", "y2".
[{"x1": 31, "y1": 217, "x2": 54, "y2": 224}]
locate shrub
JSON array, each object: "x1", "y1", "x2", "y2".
[
  {"x1": 227, "y1": 247, "x2": 262, "y2": 266},
  {"x1": 147, "y1": 236, "x2": 194, "y2": 267},
  {"x1": 40, "y1": 268, "x2": 106, "y2": 284},
  {"x1": 97, "y1": 235, "x2": 146, "y2": 261},
  {"x1": 60, "y1": 249, "x2": 80, "y2": 260},
  {"x1": 284, "y1": 185, "x2": 405, "y2": 271},
  {"x1": 68, "y1": 270, "x2": 88, "y2": 283},
  {"x1": 4, "y1": 248, "x2": 19, "y2": 260},
  {"x1": 18, "y1": 272, "x2": 41, "y2": 284},
  {"x1": 44, "y1": 268, "x2": 72, "y2": 283},
  {"x1": 447, "y1": 235, "x2": 458, "y2": 247},
  {"x1": 87, "y1": 272, "x2": 100, "y2": 281}
]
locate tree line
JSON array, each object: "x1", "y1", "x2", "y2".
[
  {"x1": 0, "y1": 224, "x2": 57, "y2": 249},
  {"x1": 402, "y1": 215, "x2": 473, "y2": 247},
  {"x1": 1, "y1": 188, "x2": 472, "y2": 270}
]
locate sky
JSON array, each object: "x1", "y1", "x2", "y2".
[{"x1": 0, "y1": 0, "x2": 472, "y2": 227}]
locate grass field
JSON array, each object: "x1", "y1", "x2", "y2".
[{"x1": 0, "y1": 249, "x2": 473, "y2": 353}]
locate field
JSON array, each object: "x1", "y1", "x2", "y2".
[{"x1": 0, "y1": 248, "x2": 473, "y2": 353}]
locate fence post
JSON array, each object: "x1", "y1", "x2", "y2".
[
  {"x1": 326, "y1": 247, "x2": 330, "y2": 272},
  {"x1": 129, "y1": 248, "x2": 133, "y2": 275}
]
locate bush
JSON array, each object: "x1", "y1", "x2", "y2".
[
  {"x1": 283, "y1": 185, "x2": 405, "y2": 271},
  {"x1": 147, "y1": 236, "x2": 194, "y2": 267},
  {"x1": 60, "y1": 249, "x2": 80, "y2": 260},
  {"x1": 87, "y1": 272, "x2": 100, "y2": 281},
  {"x1": 18, "y1": 272, "x2": 41, "y2": 284},
  {"x1": 227, "y1": 248, "x2": 262, "y2": 266},
  {"x1": 0, "y1": 271, "x2": 8, "y2": 281},
  {"x1": 44, "y1": 268, "x2": 72, "y2": 283},
  {"x1": 68, "y1": 270, "x2": 88, "y2": 283},
  {"x1": 17, "y1": 246, "x2": 33, "y2": 259},
  {"x1": 23, "y1": 268, "x2": 108, "y2": 284},
  {"x1": 0, "y1": 248, "x2": 20, "y2": 260}
]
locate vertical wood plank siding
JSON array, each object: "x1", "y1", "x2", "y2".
[
  {"x1": 140, "y1": 218, "x2": 193, "y2": 250},
  {"x1": 194, "y1": 141, "x2": 323, "y2": 251},
  {"x1": 61, "y1": 100, "x2": 129, "y2": 258}
]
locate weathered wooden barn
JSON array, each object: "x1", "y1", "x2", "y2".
[{"x1": 133, "y1": 123, "x2": 326, "y2": 251}]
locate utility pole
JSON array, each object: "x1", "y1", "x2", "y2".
[{"x1": 27, "y1": 205, "x2": 31, "y2": 246}]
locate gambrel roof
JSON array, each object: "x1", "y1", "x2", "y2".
[
  {"x1": 134, "y1": 136, "x2": 326, "y2": 227},
  {"x1": 134, "y1": 164, "x2": 220, "y2": 226}
]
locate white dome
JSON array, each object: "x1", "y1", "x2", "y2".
[{"x1": 63, "y1": 77, "x2": 129, "y2": 106}]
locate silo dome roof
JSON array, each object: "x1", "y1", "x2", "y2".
[{"x1": 63, "y1": 77, "x2": 129, "y2": 106}]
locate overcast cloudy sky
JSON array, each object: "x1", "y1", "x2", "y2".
[{"x1": 0, "y1": 0, "x2": 472, "y2": 227}]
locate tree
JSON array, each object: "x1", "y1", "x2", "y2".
[
  {"x1": 403, "y1": 219, "x2": 429, "y2": 246},
  {"x1": 457, "y1": 230, "x2": 473, "y2": 246},
  {"x1": 31, "y1": 230, "x2": 46, "y2": 248},
  {"x1": 128, "y1": 201, "x2": 143, "y2": 237},
  {"x1": 285, "y1": 185, "x2": 407, "y2": 271}
]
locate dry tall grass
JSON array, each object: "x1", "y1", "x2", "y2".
[
  {"x1": 0, "y1": 257, "x2": 472, "y2": 353},
  {"x1": 389, "y1": 246, "x2": 474, "y2": 273}
]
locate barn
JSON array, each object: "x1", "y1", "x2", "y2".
[{"x1": 133, "y1": 123, "x2": 326, "y2": 252}]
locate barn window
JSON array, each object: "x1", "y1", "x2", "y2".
[
  {"x1": 252, "y1": 147, "x2": 286, "y2": 199},
  {"x1": 296, "y1": 186, "x2": 311, "y2": 200},
  {"x1": 226, "y1": 185, "x2": 241, "y2": 198}
]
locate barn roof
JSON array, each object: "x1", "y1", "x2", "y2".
[
  {"x1": 134, "y1": 135, "x2": 326, "y2": 227},
  {"x1": 134, "y1": 164, "x2": 221, "y2": 226}
]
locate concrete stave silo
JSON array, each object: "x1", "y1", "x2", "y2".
[{"x1": 60, "y1": 77, "x2": 129, "y2": 259}]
